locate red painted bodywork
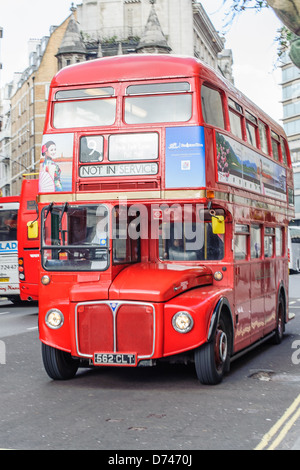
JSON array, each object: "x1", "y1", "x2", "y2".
[
  {"x1": 38, "y1": 55, "x2": 294, "y2": 367},
  {"x1": 17, "y1": 178, "x2": 39, "y2": 301}
]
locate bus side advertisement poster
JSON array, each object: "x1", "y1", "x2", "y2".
[
  {"x1": 39, "y1": 133, "x2": 74, "y2": 193},
  {"x1": 165, "y1": 126, "x2": 206, "y2": 189},
  {"x1": 216, "y1": 132, "x2": 287, "y2": 201}
]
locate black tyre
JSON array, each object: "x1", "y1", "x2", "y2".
[
  {"x1": 194, "y1": 316, "x2": 230, "y2": 385},
  {"x1": 42, "y1": 343, "x2": 79, "y2": 380},
  {"x1": 273, "y1": 296, "x2": 285, "y2": 345}
]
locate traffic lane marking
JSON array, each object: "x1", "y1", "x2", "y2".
[{"x1": 255, "y1": 394, "x2": 300, "y2": 450}]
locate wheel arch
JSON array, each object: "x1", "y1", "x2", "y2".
[{"x1": 207, "y1": 297, "x2": 234, "y2": 354}]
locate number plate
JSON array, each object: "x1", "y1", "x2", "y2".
[
  {"x1": 94, "y1": 352, "x2": 136, "y2": 366},
  {"x1": 0, "y1": 278, "x2": 9, "y2": 282}
]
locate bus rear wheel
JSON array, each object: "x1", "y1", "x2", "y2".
[
  {"x1": 194, "y1": 316, "x2": 230, "y2": 385},
  {"x1": 42, "y1": 343, "x2": 79, "y2": 380},
  {"x1": 273, "y1": 295, "x2": 285, "y2": 345}
]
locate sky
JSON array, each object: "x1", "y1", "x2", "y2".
[{"x1": 0, "y1": 0, "x2": 284, "y2": 123}]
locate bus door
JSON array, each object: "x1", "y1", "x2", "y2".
[
  {"x1": 250, "y1": 224, "x2": 265, "y2": 342},
  {"x1": 234, "y1": 224, "x2": 251, "y2": 351},
  {"x1": 263, "y1": 227, "x2": 276, "y2": 335}
]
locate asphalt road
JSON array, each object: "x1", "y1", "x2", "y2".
[{"x1": 0, "y1": 276, "x2": 299, "y2": 453}]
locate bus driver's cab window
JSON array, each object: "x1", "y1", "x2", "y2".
[{"x1": 159, "y1": 207, "x2": 225, "y2": 261}]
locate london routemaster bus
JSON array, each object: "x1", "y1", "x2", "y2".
[
  {"x1": 0, "y1": 177, "x2": 39, "y2": 303},
  {"x1": 38, "y1": 55, "x2": 294, "y2": 384}
]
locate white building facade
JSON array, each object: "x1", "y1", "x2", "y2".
[
  {"x1": 281, "y1": 52, "x2": 300, "y2": 224},
  {"x1": 76, "y1": 0, "x2": 233, "y2": 80}
]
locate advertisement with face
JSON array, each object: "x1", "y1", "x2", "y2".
[{"x1": 39, "y1": 133, "x2": 74, "y2": 193}]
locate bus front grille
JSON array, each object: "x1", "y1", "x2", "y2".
[{"x1": 75, "y1": 301, "x2": 155, "y2": 360}]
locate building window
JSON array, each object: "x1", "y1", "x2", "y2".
[
  {"x1": 282, "y1": 66, "x2": 300, "y2": 83},
  {"x1": 284, "y1": 119, "x2": 300, "y2": 137},
  {"x1": 295, "y1": 195, "x2": 300, "y2": 214},
  {"x1": 282, "y1": 82, "x2": 300, "y2": 100},
  {"x1": 283, "y1": 99, "x2": 300, "y2": 118}
]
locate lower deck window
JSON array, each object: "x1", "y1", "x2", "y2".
[{"x1": 159, "y1": 217, "x2": 224, "y2": 261}]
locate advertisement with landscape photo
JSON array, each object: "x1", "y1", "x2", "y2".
[{"x1": 216, "y1": 132, "x2": 286, "y2": 201}]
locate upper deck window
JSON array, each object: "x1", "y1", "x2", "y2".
[
  {"x1": 53, "y1": 87, "x2": 116, "y2": 129},
  {"x1": 201, "y1": 85, "x2": 225, "y2": 129},
  {"x1": 245, "y1": 111, "x2": 258, "y2": 148},
  {"x1": 126, "y1": 82, "x2": 190, "y2": 95},
  {"x1": 53, "y1": 98, "x2": 116, "y2": 128},
  {"x1": 124, "y1": 94, "x2": 192, "y2": 124},
  {"x1": 124, "y1": 82, "x2": 192, "y2": 124},
  {"x1": 280, "y1": 137, "x2": 289, "y2": 166},
  {"x1": 55, "y1": 87, "x2": 114, "y2": 100},
  {"x1": 258, "y1": 120, "x2": 269, "y2": 154},
  {"x1": 228, "y1": 98, "x2": 243, "y2": 140},
  {"x1": 271, "y1": 130, "x2": 280, "y2": 161}
]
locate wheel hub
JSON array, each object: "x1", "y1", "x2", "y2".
[{"x1": 215, "y1": 329, "x2": 227, "y2": 368}]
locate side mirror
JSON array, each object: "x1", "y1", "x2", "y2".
[
  {"x1": 212, "y1": 215, "x2": 225, "y2": 234},
  {"x1": 27, "y1": 220, "x2": 39, "y2": 239}
]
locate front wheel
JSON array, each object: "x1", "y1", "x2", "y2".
[
  {"x1": 194, "y1": 316, "x2": 230, "y2": 385},
  {"x1": 42, "y1": 343, "x2": 79, "y2": 380}
]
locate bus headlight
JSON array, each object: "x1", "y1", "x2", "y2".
[
  {"x1": 45, "y1": 309, "x2": 64, "y2": 329},
  {"x1": 41, "y1": 275, "x2": 51, "y2": 285},
  {"x1": 172, "y1": 311, "x2": 194, "y2": 333},
  {"x1": 214, "y1": 271, "x2": 223, "y2": 281}
]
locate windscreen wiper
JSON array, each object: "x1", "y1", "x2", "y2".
[
  {"x1": 44, "y1": 202, "x2": 54, "y2": 221},
  {"x1": 59, "y1": 202, "x2": 68, "y2": 224},
  {"x1": 59, "y1": 202, "x2": 69, "y2": 246}
]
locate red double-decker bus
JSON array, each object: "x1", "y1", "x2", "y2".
[
  {"x1": 0, "y1": 177, "x2": 39, "y2": 303},
  {"x1": 38, "y1": 55, "x2": 294, "y2": 384}
]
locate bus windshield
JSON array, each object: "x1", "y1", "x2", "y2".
[
  {"x1": 0, "y1": 209, "x2": 18, "y2": 241},
  {"x1": 41, "y1": 204, "x2": 109, "y2": 271}
]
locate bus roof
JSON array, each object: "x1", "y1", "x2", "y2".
[
  {"x1": 51, "y1": 54, "x2": 205, "y2": 87},
  {"x1": 0, "y1": 196, "x2": 19, "y2": 205},
  {"x1": 50, "y1": 54, "x2": 283, "y2": 134}
]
